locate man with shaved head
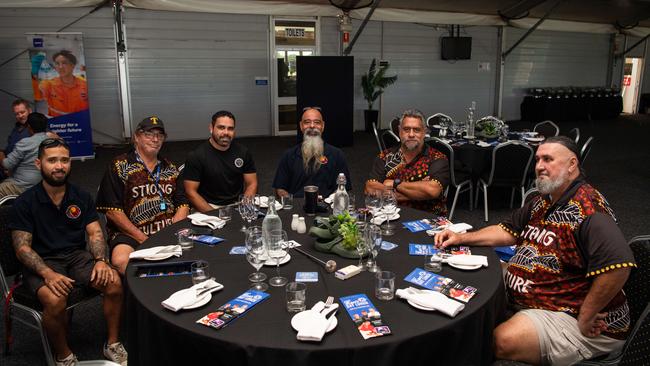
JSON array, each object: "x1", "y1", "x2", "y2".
[{"x1": 435, "y1": 136, "x2": 635, "y2": 365}]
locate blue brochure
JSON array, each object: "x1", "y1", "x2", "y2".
[
  {"x1": 402, "y1": 219, "x2": 433, "y2": 233},
  {"x1": 340, "y1": 294, "x2": 391, "y2": 339},
  {"x1": 197, "y1": 290, "x2": 270, "y2": 330},
  {"x1": 404, "y1": 268, "x2": 477, "y2": 303},
  {"x1": 408, "y1": 243, "x2": 437, "y2": 256}
]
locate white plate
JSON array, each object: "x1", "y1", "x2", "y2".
[
  {"x1": 183, "y1": 292, "x2": 212, "y2": 310},
  {"x1": 407, "y1": 299, "x2": 436, "y2": 311},
  {"x1": 291, "y1": 310, "x2": 338, "y2": 333},
  {"x1": 261, "y1": 252, "x2": 291, "y2": 266},
  {"x1": 142, "y1": 252, "x2": 177, "y2": 261},
  {"x1": 255, "y1": 197, "x2": 283, "y2": 210},
  {"x1": 371, "y1": 213, "x2": 400, "y2": 225},
  {"x1": 524, "y1": 136, "x2": 545, "y2": 142},
  {"x1": 448, "y1": 262, "x2": 482, "y2": 271}
]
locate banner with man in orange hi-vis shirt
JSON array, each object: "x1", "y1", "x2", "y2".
[{"x1": 26, "y1": 32, "x2": 93, "y2": 159}]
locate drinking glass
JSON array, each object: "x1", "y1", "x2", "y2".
[
  {"x1": 266, "y1": 229, "x2": 289, "y2": 287},
  {"x1": 365, "y1": 224, "x2": 382, "y2": 273},
  {"x1": 245, "y1": 226, "x2": 268, "y2": 291},
  {"x1": 281, "y1": 193, "x2": 294, "y2": 210},
  {"x1": 191, "y1": 260, "x2": 209, "y2": 285},
  {"x1": 176, "y1": 228, "x2": 194, "y2": 250},
  {"x1": 286, "y1": 282, "x2": 306, "y2": 313},
  {"x1": 381, "y1": 189, "x2": 398, "y2": 236},
  {"x1": 238, "y1": 195, "x2": 250, "y2": 232},
  {"x1": 365, "y1": 191, "x2": 382, "y2": 222},
  {"x1": 375, "y1": 271, "x2": 395, "y2": 301},
  {"x1": 355, "y1": 222, "x2": 368, "y2": 270}
]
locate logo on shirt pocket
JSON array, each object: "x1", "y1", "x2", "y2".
[
  {"x1": 66, "y1": 205, "x2": 81, "y2": 219},
  {"x1": 234, "y1": 158, "x2": 244, "y2": 168}
]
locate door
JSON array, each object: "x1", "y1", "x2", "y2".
[
  {"x1": 622, "y1": 57, "x2": 644, "y2": 113},
  {"x1": 271, "y1": 18, "x2": 319, "y2": 135}
]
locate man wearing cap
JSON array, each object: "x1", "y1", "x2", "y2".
[
  {"x1": 10, "y1": 138, "x2": 127, "y2": 365},
  {"x1": 273, "y1": 107, "x2": 351, "y2": 198},
  {"x1": 365, "y1": 109, "x2": 449, "y2": 216},
  {"x1": 96, "y1": 116, "x2": 189, "y2": 274},
  {"x1": 183, "y1": 110, "x2": 257, "y2": 211},
  {"x1": 435, "y1": 136, "x2": 636, "y2": 365},
  {"x1": 0, "y1": 112, "x2": 49, "y2": 198}
]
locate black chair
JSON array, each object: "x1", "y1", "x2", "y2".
[
  {"x1": 475, "y1": 141, "x2": 534, "y2": 222},
  {"x1": 576, "y1": 235, "x2": 650, "y2": 365},
  {"x1": 533, "y1": 120, "x2": 559, "y2": 138},
  {"x1": 580, "y1": 136, "x2": 594, "y2": 164},
  {"x1": 426, "y1": 113, "x2": 453, "y2": 136},
  {"x1": 427, "y1": 137, "x2": 473, "y2": 220},
  {"x1": 521, "y1": 187, "x2": 540, "y2": 207},
  {"x1": 380, "y1": 129, "x2": 400, "y2": 150},
  {"x1": 567, "y1": 127, "x2": 580, "y2": 144},
  {"x1": 0, "y1": 205, "x2": 99, "y2": 365},
  {"x1": 0, "y1": 194, "x2": 18, "y2": 206},
  {"x1": 390, "y1": 116, "x2": 400, "y2": 137},
  {"x1": 372, "y1": 122, "x2": 384, "y2": 153}
]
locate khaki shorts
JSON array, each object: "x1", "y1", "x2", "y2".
[
  {"x1": 0, "y1": 179, "x2": 26, "y2": 198},
  {"x1": 520, "y1": 309, "x2": 625, "y2": 365}
]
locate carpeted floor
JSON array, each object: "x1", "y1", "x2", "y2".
[{"x1": 1, "y1": 115, "x2": 649, "y2": 365}]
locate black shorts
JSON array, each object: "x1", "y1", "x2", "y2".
[
  {"x1": 109, "y1": 233, "x2": 139, "y2": 252},
  {"x1": 22, "y1": 248, "x2": 95, "y2": 295}
]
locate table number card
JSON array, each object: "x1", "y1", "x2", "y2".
[
  {"x1": 295, "y1": 272, "x2": 318, "y2": 282},
  {"x1": 196, "y1": 290, "x2": 270, "y2": 330},
  {"x1": 340, "y1": 294, "x2": 392, "y2": 340},
  {"x1": 229, "y1": 246, "x2": 246, "y2": 255},
  {"x1": 404, "y1": 268, "x2": 477, "y2": 303},
  {"x1": 402, "y1": 220, "x2": 432, "y2": 233}
]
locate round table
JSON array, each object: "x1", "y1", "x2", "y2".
[{"x1": 125, "y1": 203, "x2": 506, "y2": 366}]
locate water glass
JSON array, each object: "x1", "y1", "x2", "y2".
[
  {"x1": 191, "y1": 260, "x2": 209, "y2": 285},
  {"x1": 245, "y1": 226, "x2": 268, "y2": 290},
  {"x1": 348, "y1": 193, "x2": 356, "y2": 212},
  {"x1": 365, "y1": 224, "x2": 382, "y2": 273},
  {"x1": 286, "y1": 282, "x2": 306, "y2": 313},
  {"x1": 176, "y1": 228, "x2": 193, "y2": 250},
  {"x1": 266, "y1": 229, "x2": 289, "y2": 287},
  {"x1": 375, "y1": 271, "x2": 395, "y2": 301},
  {"x1": 381, "y1": 189, "x2": 398, "y2": 236},
  {"x1": 424, "y1": 252, "x2": 443, "y2": 273},
  {"x1": 281, "y1": 194, "x2": 294, "y2": 210},
  {"x1": 219, "y1": 206, "x2": 232, "y2": 221}
]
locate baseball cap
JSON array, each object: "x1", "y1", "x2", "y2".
[{"x1": 137, "y1": 116, "x2": 165, "y2": 133}]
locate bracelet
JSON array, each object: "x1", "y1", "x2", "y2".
[{"x1": 94, "y1": 257, "x2": 109, "y2": 264}]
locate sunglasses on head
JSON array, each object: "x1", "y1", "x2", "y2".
[
  {"x1": 40, "y1": 137, "x2": 69, "y2": 149},
  {"x1": 302, "y1": 106, "x2": 322, "y2": 112}
]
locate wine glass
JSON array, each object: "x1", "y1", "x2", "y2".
[
  {"x1": 365, "y1": 191, "x2": 382, "y2": 222},
  {"x1": 266, "y1": 229, "x2": 289, "y2": 287},
  {"x1": 355, "y1": 222, "x2": 368, "y2": 270},
  {"x1": 245, "y1": 226, "x2": 268, "y2": 291},
  {"x1": 365, "y1": 224, "x2": 382, "y2": 273},
  {"x1": 238, "y1": 195, "x2": 250, "y2": 232},
  {"x1": 381, "y1": 189, "x2": 398, "y2": 236}
]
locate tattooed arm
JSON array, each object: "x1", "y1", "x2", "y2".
[
  {"x1": 86, "y1": 221, "x2": 115, "y2": 286},
  {"x1": 12, "y1": 230, "x2": 75, "y2": 297}
]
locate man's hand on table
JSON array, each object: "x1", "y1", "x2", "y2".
[{"x1": 435, "y1": 229, "x2": 463, "y2": 248}]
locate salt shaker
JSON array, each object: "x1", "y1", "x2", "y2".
[
  {"x1": 297, "y1": 217, "x2": 307, "y2": 234},
  {"x1": 291, "y1": 214, "x2": 299, "y2": 231}
]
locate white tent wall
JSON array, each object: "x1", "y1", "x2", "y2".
[
  {"x1": 501, "y1": 27, "x2": 611, "y2": 121},
  {"x1": 0, "y1": 7, "x2": 122, "y2": 144},
  {"x1": 123, "y1": 9, "x2": 271, "y2": 140}
]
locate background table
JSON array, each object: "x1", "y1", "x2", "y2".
[{"x1": 125, "y1": 204, "x2": 506, "y2": 366}]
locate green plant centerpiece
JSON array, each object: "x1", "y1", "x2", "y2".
[
  {"x1": 476, "y1": 117, "x2": 504, "y2": 138},
  {"x1": 309, "y1": 212, "x2": 366, "y2": 259},
  {"x1": 361, "y1": 58, "x2": 397, "y2": 132}
]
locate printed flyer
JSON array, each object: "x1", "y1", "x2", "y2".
[{"x1": 340, "y1": 294, "x2": 391, "y2": 339}]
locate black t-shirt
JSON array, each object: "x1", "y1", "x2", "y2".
[
  {"x1": 9, "y1": 182, "x2": 98, "y2": 256},
  {"x1": 183, "y1": 140, "x2": 256, "y2": 205},
  {"x1": 272, "y1": 143, "x2": 351, "y2": 198}
]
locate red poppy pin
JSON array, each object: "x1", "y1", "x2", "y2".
[
  {"x1": 66, "y1": 205, "x2": 81, "y2": 219},
  {"x1": 319, "y1": 156, "x2": 328, "y2": 165}
]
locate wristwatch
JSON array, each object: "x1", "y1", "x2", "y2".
[
  {"x1": 393, "y1": 178, "x2": 402, "y2": 190},
  {"x1": 94, "y1": 257, "x2": 109, "y2": 264}
]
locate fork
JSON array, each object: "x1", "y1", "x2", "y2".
[{"x1": 320, "y1": 296, "x2": 334, "y2": 313}]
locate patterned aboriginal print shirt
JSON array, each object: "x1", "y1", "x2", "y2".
[
  {"x1": 500, "y1": 178, "x2": 636, "y2": 339},
  {"x1": 368, "y1": 145, "x2": 450, "y2": 216}
]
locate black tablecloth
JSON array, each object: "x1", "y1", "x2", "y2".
[
  {"x1": 521, "y1": 96, "x2": 622, "y2": 122},
  {"x1": 125, "y1": 204, "x2": 506, "y2": 366}
]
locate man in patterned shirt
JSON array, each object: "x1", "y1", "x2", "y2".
[
  {"x1": 97, "y1": 116, "x2": 189, "y2": 274},
  {"x1": 436, "y1": 136, "x2": 636, "y2": 365},
  {"x1": 365, "y1": 109, "x2": 449, "y2": 216}
]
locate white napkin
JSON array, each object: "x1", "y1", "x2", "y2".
[
  {"x1": 448, "y1": 223, "x2": 472, "y2": 233},
  {"x1": 324, "y1": 193, "x2": 335, "y2": 204},
  {"x1": 296, "y1": 311, "x2": 330, "y2": 342},
  {"x1": 476, "y1": 141, "x2": 491, "y2": 148},
  {"x1": 188, "y1": 213, "x2": 226, "y2": 230},
  {"x1": 161, "y1": 279, "x2": 223, "y2": 312},
  {"x1": 444, "y1": 254, "x2": 488, "y2": 267},
  {"x1": 396, "y1": 287, "x2": 465, "y2": 317},
  {"x1": 371, "y1": 212, "x2": 400, "y2": 225},
  {"x1": 129, "y1": 245, "x2": 182, "y2": 260},
  {"x1": 255, "y1": 196, "x2": 283, "y2": 210}
]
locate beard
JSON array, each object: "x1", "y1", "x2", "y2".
[
  {"x1": 41, "y1": 169, "x2": 69, "y2": 187},
  {"x1": 301, "y1": 133, "x2": 324, "y2": 173},
  {"x1": 403, "y1": 139, "x2": 421, "y2": 152},
  {"x1": 536, "y1": 169, "x2": 568, "y2": 195}
]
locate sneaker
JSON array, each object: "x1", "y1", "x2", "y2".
[
  {"x1": 103, "y1": 341, "x2": 128, "y2": 366},
  {"x1": 55, "y1": 353, "x2": 78, "y2": 366}
]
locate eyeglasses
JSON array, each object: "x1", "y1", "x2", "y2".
[
  {"x1": 301, "y1": 119, "x2": 323, "y2": 127},
  {"x1": 40, "y1": 138, "x2": 69, "y2": 149},
  {"x1": 139, "y1": 130, "x2": 166, "y2": 140},
  {"x1": 401, "y1": 126, "x2": 425, "y2": 134},
  {"x1": 302, "y1": 106, "x2": 322, "y2": 112}
]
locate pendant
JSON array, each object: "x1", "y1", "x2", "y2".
[{"x1": 160, "y1": 202, "x2": 167, "y2": 211}]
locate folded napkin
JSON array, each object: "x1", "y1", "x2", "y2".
[
  {"x1": 476, "y1": 141, "x2": 491, "y2": 148},
  {"x1": 443, "y1": 254, "x2": 488, "y2": 267},
  {"x1": 129, "y1": 245, "x2": 182, "y2": 260},
  {"x1": 161, "y1": 279, "x2": 223, "y2": 312},
  {"x1": 188, "y1": 213, "x2": 226, "y2": 230},
  {"x1": 371, "y1": 212, "x2": 400, "y2": 225},
  {"x1": 255, "y1": 196, "x2": 283, "y2": 210},
  {"x1": 296, "y1": 311, "x2": 330, "y2": 342},
  {"x1": 324, "y1": 193, "x2": 335, "y2": 204},
  {"x1": 396, "y1": 287, "x2": 465, "y2": 317}
]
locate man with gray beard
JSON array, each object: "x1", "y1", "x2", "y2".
[
  {"x1": 435, "y1": 136, "x2": 635, "y2": 365},
  {"x1": 365, "y1": 109, "x2": 449, "y2": 216},
  {"x1": 273, "y1": 107, "x2": 351, "y2": 198}
]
